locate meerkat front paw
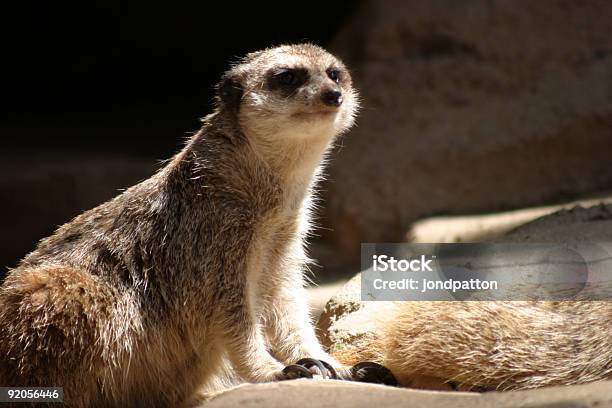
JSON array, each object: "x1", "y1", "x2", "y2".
[
  {"x1": 348, "y1": 362, "x2": 398, "y2": 386},
  {"x1": 278, "y1": 358, "x2": 340, "y2": 380},
  {"x1": 277, "y1": 359, "x2": 397, "y2": 386}
]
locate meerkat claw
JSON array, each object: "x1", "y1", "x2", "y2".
[
  {"x1": 295, "y1": 358, "x2": 339, "y2": 379},
  {"x1": 350, "y1": 362, "x2": 398, "y2": 386},
  {"x1": 318, "y1": 359, "x2": 340, "y2": 380},
  {"x1": 280, "y1": 364, "x2": 314, "y2": 380}
]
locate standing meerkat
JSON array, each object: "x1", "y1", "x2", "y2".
[{"x1": 0, "y1": 44, "x2": 388, "y2": 407}]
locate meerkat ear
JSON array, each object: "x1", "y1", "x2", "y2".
[{"x1": 217, "y1": 74, "x2": 244, "y2": 114}]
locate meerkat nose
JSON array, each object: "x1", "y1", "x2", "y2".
[{"x1": 322, "y1": 90, "x2": 343, "y2": 107}]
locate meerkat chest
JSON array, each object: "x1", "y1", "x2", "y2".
[{"x1": 245, "y1": 205, "x2": 307, "y2": 291}]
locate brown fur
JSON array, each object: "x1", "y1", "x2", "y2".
[
  {"x1": 331, "y1": 301, "x2": 612, "y2": 391},
  {"x1": 0, "y1": 44, "x2": 358, "y2": 407}
]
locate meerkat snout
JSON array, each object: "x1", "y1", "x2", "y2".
[{"x1": 321, "y1": 89, "x2": 343, "y2": 107}]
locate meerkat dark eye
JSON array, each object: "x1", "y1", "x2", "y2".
[
  {"x1": 278, "y1": 70, "x2": 298, "y2": 86},
  {"x1": 327, "y1": 68, "x2": 341, "y2": 83},
  {"x1": 268, "y1": 68, "x2": 308, "y2": 92}
]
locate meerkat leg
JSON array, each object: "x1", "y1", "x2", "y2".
[
  {"x1": 266, "y1": 286, "x2": 334, "y2": 362},
  {"x1": 219, "y1": 290, "x2": 287, "y2": 382},
  {"x1": 263, "y1": 284, "x2": 347, "y2": 379},
  {"x1": 222, "y1": 317, "x2": 290, "y2": 382}
]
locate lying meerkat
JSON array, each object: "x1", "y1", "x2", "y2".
[
  {"x1": 0, "y1": 44, "x2": 393, "y2": 407},
  {"x1": 330, "y1": 300, "x2": 612, "y2": 391}
]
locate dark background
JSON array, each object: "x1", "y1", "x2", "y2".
[
  {"x1": 1, "y1": 2, "x2": 358, "y2": 157},
  {"x1": 0, "y1": 2, "x2": 359, "y2": 272}
]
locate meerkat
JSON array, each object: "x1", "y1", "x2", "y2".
[
  {"x1": 0, "y1": 44, "x2": 391, "y2": 407},
  {"x1": 330, "y1": 300, "x2": 612, "y2": 391}
]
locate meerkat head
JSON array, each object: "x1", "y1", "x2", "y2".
[{"x1": 216, "y1": 44, "x2": 358, "y2": 146}]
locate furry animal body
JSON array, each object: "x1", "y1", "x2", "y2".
[
  {"x1": 330, "y1": 300, "x2": 612, "y2": 391},
  {"x1": 0, "y1": 44, "x2": 359, "y2": 407}
]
